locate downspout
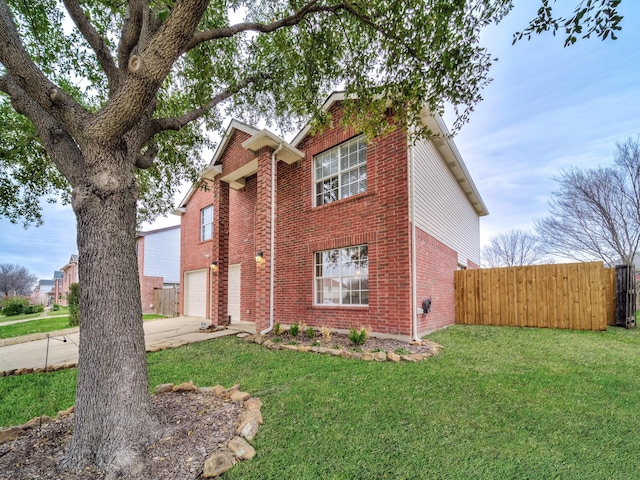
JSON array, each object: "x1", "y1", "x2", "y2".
[
  {"x1": 409, "y1": 143, "x2": 421, "y2": 341},
  {"x1": 261, "y1": 143, "x2": 283, "y2": 335}
]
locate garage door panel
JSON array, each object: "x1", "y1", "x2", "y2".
[{"x1": 185, "y1": 270, "x2": 206, "y2": 317}]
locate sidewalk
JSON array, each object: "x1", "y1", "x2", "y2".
[{"x1": 0, "y1": 317, "x2": 255, "y2": 373}]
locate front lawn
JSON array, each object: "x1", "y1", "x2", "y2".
[{"x1": 1, "y1": 325, "x2": 639, "y2": 479}]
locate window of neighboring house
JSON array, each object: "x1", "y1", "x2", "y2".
[
  {"x1": 314, "y1": 135, "x2": 367, "y2": 206},
  {"x1": 315, "y1": 245, "x2": 369, "y2": 305},
  {"x1": 201, "y1": 205, "x2": 213, "y2": 241}
]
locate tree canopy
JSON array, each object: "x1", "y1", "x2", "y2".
[
  {"x1": 0, "y1": 0, "x2": 626, "y2": 227},
  {"x1": 0, "y1": 0, "x2": 517, "y2": 227}
]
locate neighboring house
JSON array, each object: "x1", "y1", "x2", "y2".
[
  {"x1": 175, "y1": 92, "x2": 487, "y2": 338},
  {"x1": 136, "y1": 225, "x2": 181, "y2": 314},
  {"x1": 31, "y1": 279, "x2": 55, "y2": 305},
  {"x1": 53, "y1": 270, "x2": 63, "y2": 305},
  {"x1": 60, "y1": 255, "x2": 79, "y2": 306}
]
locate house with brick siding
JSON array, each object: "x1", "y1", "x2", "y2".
[
  {"x1": 59, "y1": 255, "x2": 78, "y2": 307},
  {"x1": 175, "y1": 92, "x2": 487, "y2": 339}
]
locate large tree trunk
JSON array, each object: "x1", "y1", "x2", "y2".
[{"x1": 60, "y1": 144, "x2": 158, "y2": 476}]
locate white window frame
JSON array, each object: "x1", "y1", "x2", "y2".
[
  {"x1": 314, "y1": 244, "x2": 369, "y2": 306},
  {"x1": 314, "y1": 135, "x2": 367, "y2": 206},
  {"x1": 200, "y1": 205, "x2": 213, "y2": 241}
]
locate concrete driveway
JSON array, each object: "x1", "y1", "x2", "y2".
[{"x1": 0, "y1": 316, "x2": 255, "y2": 373}]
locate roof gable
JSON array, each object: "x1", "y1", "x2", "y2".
[{"x1": 177, "y1": 120, "x2": 259, "y2": 209}]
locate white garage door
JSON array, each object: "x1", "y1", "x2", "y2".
[
  {"x1": 228, "y1": 264, "x2": 241, "y2": 323},
  {"x1": 184, "y1": 270, "x2": 207, "y2": 317}
]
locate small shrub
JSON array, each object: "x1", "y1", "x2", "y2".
[
  {"x1": 320, "y1": 326, "x2": 332, "y2": 343},
  {"x1": 68, "y1": 283, "x2": 80, "y2": 327},
  {"x1": 348, "y1": 326, "x2": 370, "y2": 346},
  {"x1": 273, "y1": 323, "x2": 282, "y2": 336},
  {"x1": 394, "y1": 347, "x2": 410, "y2": 355},
  {"x1": 298, "y1": 321, "x2": 308, "y2": 333},
  {"x1": 23, "y1": 304, "x2": 44, "y2": 314},
  {"x1": 305, "y1": 327, "x2": 315, "y2": 339},
  {"x1": 289, "y1": 323, "x2": 299, "y2": 337},
  {"x1": 370, "y1": 348, "x2": 386, "y2": 353},
  {"x1": 52, "y1": 304, "x2": 60, "y2": 311},
  {"x1": 272, "y1": 337, "x2": 283, "y2": 343},
  {"x1": 1, "y1": 297, "x2": 30, "y2": 316}
]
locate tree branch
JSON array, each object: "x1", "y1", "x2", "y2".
[
  {"x1": 0, "y1": 0, "x2": 89, "y2": 135},
  {"x1": 117, "y1": 0, "x2": 146, "y2": 75},
  {"x1": 86, "y1": 0, "x2": 209, "y2": 142},
  {"x1": 3, "y1": 73, "x2": 85, "y2": 186},
  {"x1": 149, "y1": 74, "x2": 266, "y2": 136},
  {"x1": 62, "y1": 0, "x2": 119, "y2": 92},
  {"x1": 185, "y1": 1, "x2": 349, "y2": 51},
  {"x1": 134, "y1": 143, "x2": 159, "y2": 169}
]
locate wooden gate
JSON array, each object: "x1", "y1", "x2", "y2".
[
  {"x1": 154, "y1": 286, "x2": 179, "y2": 317},
  {"x1": 455, "y1": 261, "x2": 616, "y2": 331},
  {"x1": 615, "y1": 265, "x2": 637, "y2": 328}
]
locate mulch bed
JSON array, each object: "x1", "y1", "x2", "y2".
[{"x1": 0, "y1": 390, "x2": 242, "y2": 480}]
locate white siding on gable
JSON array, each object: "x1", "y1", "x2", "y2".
[
  {"x1": 411, "y1": 140, "x2": 481, "y2": 266},
  {"x1": 143, "y1": 227, "x2": 181, "y2": 283}
]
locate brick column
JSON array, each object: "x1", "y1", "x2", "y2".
[
  {"x1": 210, "y1": 179, "x2": 230, "y2": 325},
  {"x1": 255, "y1": 148, "x2": 274, "y2": 333}
]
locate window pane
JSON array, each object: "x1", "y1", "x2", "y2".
[
  {"x1": 314, "y1": 136, "x2": 366, "y2": 205},
  {"x1": 314, "y1": 244, "x2": 368, "y2": 305},
  {"x1": 200, "y1": 206, "x2": 213, "y2": 241}
]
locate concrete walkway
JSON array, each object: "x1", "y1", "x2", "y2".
[{"x1": 0, "y1": 316, "x2": 255, "y2": 373}]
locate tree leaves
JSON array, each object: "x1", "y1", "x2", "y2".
[{"x1": 513, "y1": 0, "x2": 623, "y2": 47}]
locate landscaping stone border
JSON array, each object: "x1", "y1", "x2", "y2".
[
  {"x1": 239, "y1": 333, "x2": 441, "y2": 362},
  {"x1": 154, "y1": 382, "x2": 264, "y2": 478}
]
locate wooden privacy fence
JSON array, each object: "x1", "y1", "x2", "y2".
[
  {"x1": 455, "y1": 262, "x2": 616, "y2": 331},
  {"x1": 154, "y1": 286, "x2": 179, "y2": 317}
]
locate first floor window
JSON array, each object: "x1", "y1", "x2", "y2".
[
  {"x1": 315, "y1": 245, "x2": 368, "y2": 305},
  {"x1": 201, "y1": 205, "x2": 213, "y2": 241}
]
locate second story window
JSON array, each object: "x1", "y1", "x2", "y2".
[
  {"x1": 314, "y1": 135, "x2": 367, "y2": 206},
  {"x1": 201, "y1": 205, "x2": 213, "y2": 241}
]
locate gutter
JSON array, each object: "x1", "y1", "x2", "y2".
[{"x1": 261, "y1": 143, "x2": 284, "y2": 335}]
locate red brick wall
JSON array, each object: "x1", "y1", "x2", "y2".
[
  {"x1": 414, "y1": 227, "x2": 459, "y2": 334},
  {"x1": 269, "y1": 103, "x2": 413, "y2": 335},
  {"x1": 179, "y1": 181, "x2": 215, "y2": 317}
]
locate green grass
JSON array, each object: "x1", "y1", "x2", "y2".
[
  {"x1": 0, "y1": 316, "x2": 72, "y2": 338},
  {"x1": 2, "y1": 325, "x2": 640, "y2": 479},
  {"x1": 0, "y1": 314, "x2": 165, "y2": 339},
  {"x1": 0, "y1": 306, "x2": 70, "y2": 324},
  {"x1": 0, "y1": 311, "x2": 44, "y2": 323}
]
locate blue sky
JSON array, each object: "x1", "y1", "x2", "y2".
[{"x1": 1, "y1": 2, "x2": 639, "y2": 281}]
